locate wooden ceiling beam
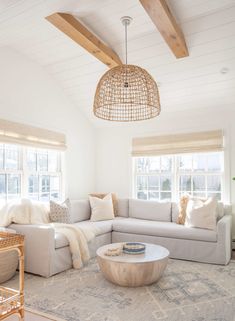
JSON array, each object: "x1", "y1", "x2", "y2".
[
  {"x1": 139, "y1": 0, "x2": 189, "y2": 58},
  {"x1": 45, "y1": 12, "x2": 122, "y2": 68}
]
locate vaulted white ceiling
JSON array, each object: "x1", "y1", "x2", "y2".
[{"x1": 1, "y1": 0, "x2": 235, "y2": 127}]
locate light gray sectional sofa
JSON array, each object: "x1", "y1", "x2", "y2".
[{"x1": 10, "y1": 199, "x2": 232, "y2": 277}]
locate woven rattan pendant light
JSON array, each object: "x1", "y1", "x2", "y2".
[{"x1": 93, "y1": 16, "x2": 161, "y2": 122}]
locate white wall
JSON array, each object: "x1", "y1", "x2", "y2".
[
  {"x1": 95, "y1": 106, "x2": 235, "y2": 236},
  {"x1": 0, "y1": 48, "x2": 95, "y2": 199}
]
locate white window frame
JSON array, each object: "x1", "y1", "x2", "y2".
[
  {"x1": 0, "y1": 143, "x2": 64, "y2": 204},
  {"x1": 133, "y1": 151, "x2": 224, "y2": 202},
  {"x1": 133, "y1": 156, "x2": 173, "y2": 201}
]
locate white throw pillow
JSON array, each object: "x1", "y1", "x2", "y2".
[
  {"x1": 185, "y1": 197, "x2": 217, "y2": 230},
  {"x1": 89, "y1": 193, "x2": 114, "y2": 221}
]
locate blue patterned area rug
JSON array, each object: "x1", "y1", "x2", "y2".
[{"x1": 5, "y1": 259, "x2": 235, "y2": 321}]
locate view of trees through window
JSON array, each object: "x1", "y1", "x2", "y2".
[
  {"x1": 134, "y1": 152, "x2": 223, "y2": 201},
  {"x1": 0, "y1": 144, "x2": 62, "y2": 206}
]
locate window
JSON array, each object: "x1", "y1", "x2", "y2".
[
  {"x1": 26, "y1": 148, "x2": 61, "y2": 202},
  {"x1": 134, "y1": 152, "x2": 223, "y2": 201},
  {"x1": 135, "y1": 156, "x2": 173, "y2": 201},
  {"x1": 0, "y1": 143, "x2": 63, "y2": 206}
]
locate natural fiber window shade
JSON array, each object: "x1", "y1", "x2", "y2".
[
  {"x1": 0, "y1": 119, "x2": 66, "y2": 150},
  {"x1": 132, "y1": 130, "x2": 223, "y2": 157}
]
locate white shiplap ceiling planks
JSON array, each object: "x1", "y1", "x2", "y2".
[{"x1": 0, "y1": 0, "x2": 235, "y2": 126}]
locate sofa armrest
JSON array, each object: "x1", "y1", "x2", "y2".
[
  {"x1": 10, "y1": 224, "x2": 55, "y2": 277},
  {"x1": 217, "y1": 215, "x2": 232, "y2": 264},
  {"x1": 217, "y1": 215, "x2": 232, "y2": 239}
]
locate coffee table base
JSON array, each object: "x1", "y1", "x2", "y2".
[{"x1": 97, "y1": 256, "x2": 168, "y2": 287}]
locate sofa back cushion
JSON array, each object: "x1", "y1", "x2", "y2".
[
  {"x1": 224, "y1": 204, "x2": 232, "y2": 215},
  {"x1": 129, "y1": 199, "x2": 171, "y2": 222},
  {"x1": 117, "y1": 199, "x2": 129, "y2": 217},
  {"x1": 70, "y1": 199, "x2": 91, "y2": 223},
  {"x1": 171, "y1": 202, "x2": 179, "y2": 223}
]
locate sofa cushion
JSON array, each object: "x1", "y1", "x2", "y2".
[
  {"x1": 171, "y1": 202, "x2": 179, "y2": 223},
  {"x1": 129, "y1": 199, "x2": 171, "y2": 222},
  {"x1": 55, "y1": 220, "x2": 113, "y2": 249},
  {"x1": 112, "y1": 217, "x2": 217, "y2": 242},
  {"x1": 117, "y1": 199, "x2": 129, "y2": 217},
  {"x1": 70, "y1": 200, "x2": 91, "y2": 223},
  {"x1": 74, "y1": 220, "x2": 113, "y2": 235}
]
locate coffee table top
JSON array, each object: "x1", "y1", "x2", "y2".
[{"x1": 96, "y1": 243, "x2": 169, "y2": 264}]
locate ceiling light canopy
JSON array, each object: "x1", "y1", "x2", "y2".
[{"x1": 93, "y1": 16, "x2": 160, "y2": 122}]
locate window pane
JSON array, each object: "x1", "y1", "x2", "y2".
[
  {"x1": 0, "y1": 145, "x2": 4, "y2": 170},
  {"x1": 207, "y1": 175, "x2": 221, "y2": 191},
  {"x1": 193, "y1": 192, "x2": 206, "y2": 198},
  {"x1": 7, "y1": 174, "x2": 21, "y2": 199},
  {"x1": 40, "y1": 175, "x2": 50, "y2": 193},
  {"x1": 208, "y1": 153, "x2": 222, "y2": 171},
  {"x1": 180, "y1": 175, "x2": 191, "y2": 191},
  {"x1": 193, "y1": 154, "x2": 207, "y2": 172},
  {"x1": 148, "y1": 191, "x2": 159, "y2": 200},
  {"x1": 160, "y1": 176, "x2": 172, "y2": 191},
  {"x1": 160, "y1": 192, "x2": 171, "y2": 200},
  {"x1": 208, "y1": 192, "x2": 221, "y2": 201},
  {"x1": 134, "y1": 152, "x2": 223, "y2": 203},
  {"x1": 28, "y1": 175, "x2": 39, "y2": 194},
  {"x1": 161, "y1": 156, "x2": 172, "y2": 172},
  {"x1": 0, "y1": 174, "x2": 6, "y2": 195},
  {"x1": 40, "y1": 175, "x2": 50, "y2": 201},
  {"x1": 137, "y1": 176, "x2": 147, "y2": 191},
  {"x1": 27, "y1": 149, "x2": 37, "y2": 171},
  {"x1": 48, "y1": 151, "x2": 59, "y2": 172},
  {"x1": 5, "y1": 145, "x2": 19, "y2": 170},
  {"x1": 148, "y1": 176, "x2": 159, "y2": 190},
  {"x1": 136, "y1": 158, "x2": 148, "y2": 173},
  {"x1": 137, "y1": 191, "x2": 147, "y2": 200},
  {"x1": 192, "y1": 175, "x2": 205, "y2": 191},
  {"x1": 38, "y1": 150, "x2": 48, "y2": 171},
  {"x1": 149, "y1": 157, "x2": 160, "y2": 172},
  {"x1": 179, "y1": 155, "x2": 192, "y2": 171},
  {"x1": 50, "y1": 176, "x2": 60, "y2": 200}
]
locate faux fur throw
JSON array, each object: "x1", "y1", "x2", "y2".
[
  {"x1": 50, "y1": 223, "x2": 99, "y2": 269},
  {"x1": 0, "y1": 198, "x2": 49, "y2": 227}
]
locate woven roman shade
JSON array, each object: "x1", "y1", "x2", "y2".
[
  {"x1": 132, "y1": 130, "x2": 224, "y2": 157},
  {"x1": 0, "y1": 119, "x2": 66, "y2": 150}
]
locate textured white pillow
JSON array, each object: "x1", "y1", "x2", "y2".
[
  {"x1": 185, "y1": 197, "x2": 217, "y2": 230},
  {"x1": 89, "y1": 193, "x2": 114, "y2": 221}
]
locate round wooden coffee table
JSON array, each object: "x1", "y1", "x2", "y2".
[{"x1": 96, "y1": 243, "x2": 169, "y2": 287}]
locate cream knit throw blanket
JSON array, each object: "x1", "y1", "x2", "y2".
[{"x1": 50, "y1": 223, "x2": 98, "y2": 269}]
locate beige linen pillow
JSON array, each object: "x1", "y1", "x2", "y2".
[
  {"x1": 89, "y1": 193, "x2": 118, "y2": 216},
  {"x1": 185, "y1": 197, "x2": 217, "y2": 230},
  {"x1": 89, "y1": 193, "x2": 114, "y2": 222}
]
